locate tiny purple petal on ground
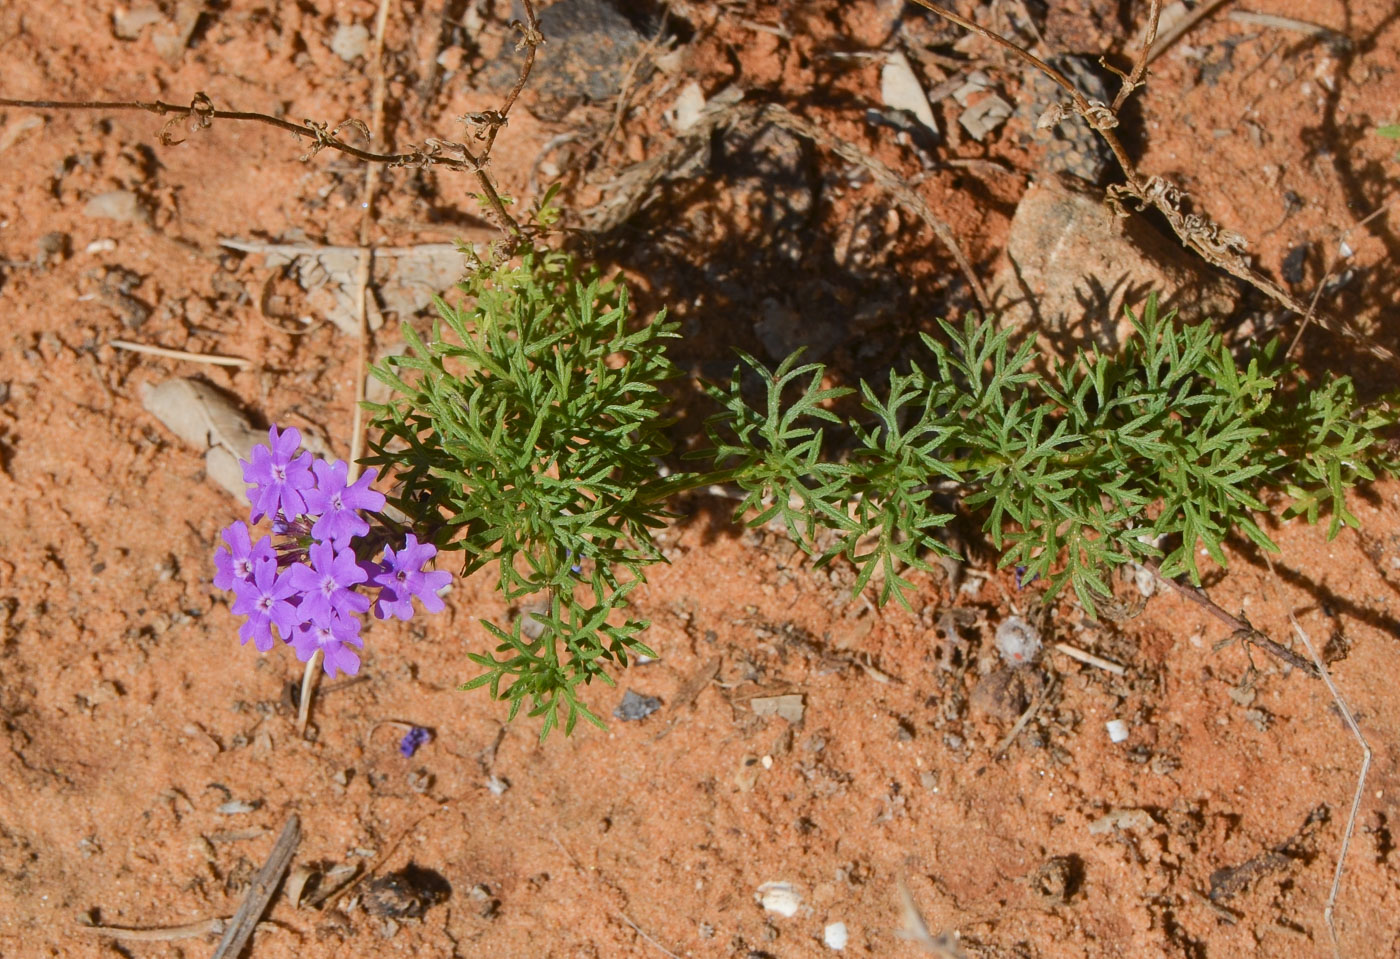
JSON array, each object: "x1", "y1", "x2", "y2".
[
  {"x1": 305, "y1": 460, "x2": 386, "y2": 546},
  {"x1": 289, "y1": 612, "x2": 363, "y2": 677},
  {"x1": 371, "y1": 535, "x2": 452, "y2": 621},
  {"x1": 242, "y1": 425, "x2": 316, "y2": 522},
  {"x1": 290, "y1": 541, "x2": 370, "y2": 625},
  {"x1": 230, "y1": 558, "x2": 299, "y2": 652},
  {"x1": 213, "y1": 521, "x2": 275, "y2": 591},
  {"x1": 399, "y1": 726, "x2": 431, "y2": 757}
]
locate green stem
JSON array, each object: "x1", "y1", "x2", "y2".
[{"x1": 636, "y1": 466, "x2": 748, "y2": 504}]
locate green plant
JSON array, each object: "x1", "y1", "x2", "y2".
[{"x1": 366, "y1": 240, "x2": 1399, "y2": 737}]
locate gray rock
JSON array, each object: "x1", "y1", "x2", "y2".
[
  {"x1": 989, "y1": 174, "x2": 1239, "y2": 356},
  {"x1": 613, "y1": 689, "x2": 661, "y2": 721},
  {"x1": 83, "y1": 190, "x2": 148, "y2": 224},
  {"x1": 330, "y1": 23, "x2": 370, "y2": 62}
]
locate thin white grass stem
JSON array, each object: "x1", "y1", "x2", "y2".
[
  {"x1": 1052, "y1": 641, "x2": 1126, "y2": 675},
  {"x1": 297, "y1": 650, "x2": 322, "y2": 738},
  {"x1": 1290, "y1": 615, "x2": 1370, "y2": 959},
  {"x1": 109, "y1": 339, "x2": 249, "y2": 368}
]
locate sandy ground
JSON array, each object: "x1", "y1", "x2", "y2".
[{"x1": 2, "y1": 1, "x2": 1400, "y2": 956}]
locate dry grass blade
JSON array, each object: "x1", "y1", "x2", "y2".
[
  {"x1": 76, "y1": 916, "x2": 278, "y2": 942},
  {"x1": 109, "y1": 338, "x2": 249, "y2": 368},
  {"x1": 1290, "y1": 616, "x2": 1371, "y2": 959}
]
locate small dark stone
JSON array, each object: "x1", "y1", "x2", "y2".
[
  {"x1": 1281, "y1": 244, "x2": 1309, "y2": 285},
  {"x1": 362, "y1": 865, "x2": 452, "y2": 919},
  {"x1": 613, "y1": 688, "x2": 661, "y2": 721}
]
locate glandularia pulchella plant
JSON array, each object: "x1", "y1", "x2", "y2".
[{"x1": 365, "y1": 238, "x2": 1399, "y2": 738}]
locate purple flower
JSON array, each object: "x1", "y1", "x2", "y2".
[
  {"x1": 229, "y1": 558, "x2": 300, "y2": 652},
  {"x1": 213, "y1": 521, "x2": 275, "y2": 591},
  {"x1": 371, "y1": 535, "x2": 452, "y2": 621},
  {"x1": 399, "y1": 726, "x2": 431, "y2": 757},
  {"x1": 289, "y1": 611, "x2": 364, "y2": 677},
  {"x1": 290, "y1": 541, "x2": 370, "y2": 626},
  {"x1": 242, "y1": 425, "x2": 316, "y2": 522},
  {"x1": 303, "y1": 460, "x2": 385, "y2": 547}
]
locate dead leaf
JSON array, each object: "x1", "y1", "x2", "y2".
[
  {"x1": 140, "y1": 378, "x2": 264, "y2": 502},
  {"x1": 750, "y1": 694, "x2": 805, "y2": 723}
]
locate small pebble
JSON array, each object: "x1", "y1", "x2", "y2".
[
  {"x1": 824, "y1": 921, "x2": 848, "y2": 950},
  {"x1": 613, "y1": 689, "x2": 661, "y2": 721},
  {"x1": 1105, "y1": 719, "x2": 1130, "y2": 743},
  {"x1": 756, "y1": 881, "x2": 801, "y2": 918}
]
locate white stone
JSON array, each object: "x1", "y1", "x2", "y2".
[
  {"x1": 756, "y1": 882, "x2": 801, "y2": 918},
  {"x1": 824, "y1": 922, "x2": 848, "y2": 950}
]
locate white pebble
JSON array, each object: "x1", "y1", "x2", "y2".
[
  {"x1": 756, "y1": 882, "x2": 801, "y2": 918},
  {"x1": 1105, "y1": 719, "x2": 1130, "y2": 743},
  {"x1": 824, "y1": 921, "x2": 848, "y2": 950}
]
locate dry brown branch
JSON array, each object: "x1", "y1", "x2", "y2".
[
  {"x1": 1290, "y1": 616, "x2": 1371, "y2": 959},
  {"x1": 349, "y1": 0, "x2": 395, "y2": 487},
  {"x1": 0, "y1": 2, "x2": 540, "y2": 239},
  {"x1": 1110, "y1": 0, "x2": 1161, "y2": 111},
  {"x1": 1146, "y1": 560, "x2": 1319, "y2": 677},
  {"x1": 1287, "y1": 200, "x2": 1395, "y2": 359},
  {"x1": 905, "y1": 0, "x2": 1398, "y2": 367}
]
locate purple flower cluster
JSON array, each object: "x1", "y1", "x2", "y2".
[{"x1": 214, "y1": 425, "x2": 452, "y2": 678}]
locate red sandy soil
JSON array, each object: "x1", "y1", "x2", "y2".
[{"x1": 2, "y1": 1, "x2": 1399, "y2": 957}]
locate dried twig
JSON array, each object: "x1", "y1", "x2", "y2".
[
  {"x1": 211, "y1": 813, "x2": 301, "y2": 959},
  {"x1": 1287, "y1": 201, "x2": 1395, "y2": 359},
  {"x1": 1110, "y1": 0, "x2": 1161, "y2": 111},
  {"x1": 349, "y1": 0, "x2": 395, "y2": 485},
  {"x1": 0, "y1": 2, "x2": 540, "y2": 239},
  {"x1": 1147, "y1": 561, "x2": 1319, "y2": 677},
  {"x1": 1290, "y1": 616, "x2": 1371, "y2": 959},
  {"x1": 76, "y1": 916, "x2": 279, "y2": 942},
  {"x1": 995, "y1": 675, "x2": 1047, "y2": 756},
  {"x1": 109, "y1": 338, "x2": 249, "y2": 368},
  {"x1": 220, "y1": 239, "x2": 465, "y2": 258}
]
